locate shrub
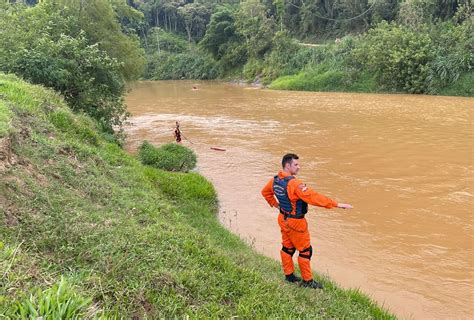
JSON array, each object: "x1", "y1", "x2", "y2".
[
  {"x1": 242, "y1": 58, "x2": 264, "y2": 81},
  {"x1": 262, "y1": 32, "x2": 306, "y2": 79},
  {"x1": 270, "y1": 59, "x2": 377, "y2": 93},
  {"x1": 138, "y1": 141, "x2": 197, "y2": 172},
  {"x1": 351, "y1": 21, "x2": 434, "y2": 93}
]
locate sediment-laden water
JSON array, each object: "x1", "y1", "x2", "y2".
[{"x1": 125, "y1": 81, "x2": 474, "y2": 319}]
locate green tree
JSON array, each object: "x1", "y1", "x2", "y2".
[
  {"x1": 200, "y1": 6, "x2": 247, "y2": 69},
  {"x1": 44, "y1": 0, "x2": 146, "y2": 81},
  {"x1": 236, "y1": 0, "x2": 276, "y2": 58},
  {"x1": 0, "y1": 2, "x2": 128, "y2": 133},
  {"x1": 178, "y1": 2, "x2": 212, "y2": 42}
]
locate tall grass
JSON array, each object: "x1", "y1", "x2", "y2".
[
  {"x1": 0, "y1": 100, "x2": 11, "y2": 136},
  {"x1": 270, "y1": 63, "x2": 377, "y2": 93},
  {"x1": 437, "y1": 72, "x2": 474, "y2": 96}
]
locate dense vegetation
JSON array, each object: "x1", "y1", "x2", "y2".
[
  {"x1": 135, "y1": 0, "x2": 473, "y2": 96},
  {"x1": 0, "y1": 1, "x2": 145, "y2": 136},
  {"x1": 138, "y1": 141, "x2": 197, "y2": 172},
  {"x1": 0, "y1": 73, "x2": 395, "y2": 318}
]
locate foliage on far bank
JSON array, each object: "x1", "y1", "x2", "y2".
[
  {"x1": 350, "y1": 20, "x2": 473, "y2": 94},
  {"x1": 137, "y1": 0, "x2": 473, "y2": 97},
  {"x1": 138, "y1": 141, "x2": 197, "y2": 172},
  {"x1": 142, "y1": 28, "x2": 219, "y2": 80},
  {"x1": 270, "y1": 16, "x2": 472, "y2": 95}
]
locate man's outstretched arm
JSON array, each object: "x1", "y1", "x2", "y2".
[{"x1": 294, "y1": 182, "x2": 352, "y2": 209}]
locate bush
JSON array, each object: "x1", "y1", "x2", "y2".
[
  {"x1": 351, "y1": 21, "x2": 434, "y2": 93},
  {"x1": 242, "y1": 58, "x2": 264, "y2": 81},
  {"x1": 138, "y1": 141, "x2": 197, "y2": 172},
  {"x1": 261, "y1": 32, "x2": 307, "y2": 80}
]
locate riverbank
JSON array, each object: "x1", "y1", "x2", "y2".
[
  {"x1": 143, "y1": 17, "x2": 473, "y2": 98},
  {"x1": 0, "y1": 74, "x2": 395, "y2": 317},
  {"x1": 268, "y1": 68, "x2": 474, "y2": 97}
]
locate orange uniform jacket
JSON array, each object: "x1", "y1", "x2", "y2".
[{"x1": 261, "y1": 171, "x2": 338, "y2": 211}]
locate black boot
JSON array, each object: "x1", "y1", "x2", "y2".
[
  {"x1": 285, "y1": 273, "x2": 302, "y2": 283},
  {"x1": 301, "y1": 279, "x2": 323, "y2": 289}
]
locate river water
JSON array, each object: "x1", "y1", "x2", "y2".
[{"x1": 124, "y1": 81, "x2": 474, "y2": 319}]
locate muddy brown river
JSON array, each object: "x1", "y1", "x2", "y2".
[{"x1": 124, "y1": 81, "x2": 473, "y2": 319}]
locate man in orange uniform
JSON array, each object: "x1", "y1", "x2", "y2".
[{"x1": 261, "y1": 153, "x2": 353, "y2": 289}]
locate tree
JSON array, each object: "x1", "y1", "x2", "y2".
[
  {"x1": 178, "y1": 3, "x2": 211, "y2": 43},
  {"x1": 236, "y1": 0, "x2": 276, "y2": 58},
  {"x1": 200, "y1": 5, "x2": 248, "y2": 70},
  {"x1": 200, "y1": 6, "x2": 241, "y2": 59},
  {"x1": 44, "y1": 0, "x2": 146, "y2": 81},
  {"x1": 0, "y1": 2, "x2": 130, "y2": 133}
]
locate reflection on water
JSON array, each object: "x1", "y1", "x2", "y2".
[{"x1": 125, "y1": 81, "x2": 474, "y2": 319}]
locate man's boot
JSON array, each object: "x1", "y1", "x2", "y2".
[
  {"x1": 285, "y1": 273, "x2": 302, "y2": 283},
  {"x1": 301, "y1": 279, "x2": 323, "y2": 289}
]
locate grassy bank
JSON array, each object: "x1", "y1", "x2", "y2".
[
  {"x1": 269, "y1": 68, "x2": 474, "y2": 96},
  {"x1": 269, "y1": 66, "x2": 378, "y2": 93},
  {"x1": 0, "y1": 73, "x2": 395, "y2": 318}
]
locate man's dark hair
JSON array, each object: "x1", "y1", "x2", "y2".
[{"x1": 282, "y1": 153, "x2": 299, "y2": 168}]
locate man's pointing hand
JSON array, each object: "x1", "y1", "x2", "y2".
[{"x1": 337, "y1": 203, "x2": 353, "y2": 209}]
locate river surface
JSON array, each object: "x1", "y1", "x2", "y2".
[{"x1": 124, "y1": 81, "x2": 474, "y2": 319}]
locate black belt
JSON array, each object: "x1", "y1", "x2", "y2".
[{"x1": 280, "y1": 212, "x2": 305, "y2": 220}]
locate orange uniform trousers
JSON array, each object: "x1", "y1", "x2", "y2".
[{"x1": 278, "y1": 213, "x2": 313, "y2": 281}]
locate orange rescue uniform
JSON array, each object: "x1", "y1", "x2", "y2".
[{"x1": 261, "y1": 171, "x2": 338, "y2": 281}]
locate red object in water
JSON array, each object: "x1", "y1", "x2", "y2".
[{"x1": 210, "y1": 147, "x2": 226, "y2": 151}]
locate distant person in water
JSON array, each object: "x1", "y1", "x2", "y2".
[{"x1": 174, "y1": 121, "x2": 182, "y2": 143}]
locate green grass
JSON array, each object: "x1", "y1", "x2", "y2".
[
  {"x1": 437, "y1": 72, "x2": 474, "y2": 97},
  {"x1": 0, "y1": 72, "x2": 396, "y2": 318},
  {"x1": 138, "y1": 141, "x2": 197, "y2": 172},
  {"x1": 0, "y1": 100, "x2": 11, "y2": 137},
  {"x1": 12, "y1": 277, "x2": 97, "y2": 319},
  {"x1": 270, "y1": 63, "x2": 378, "y2": 93}
]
